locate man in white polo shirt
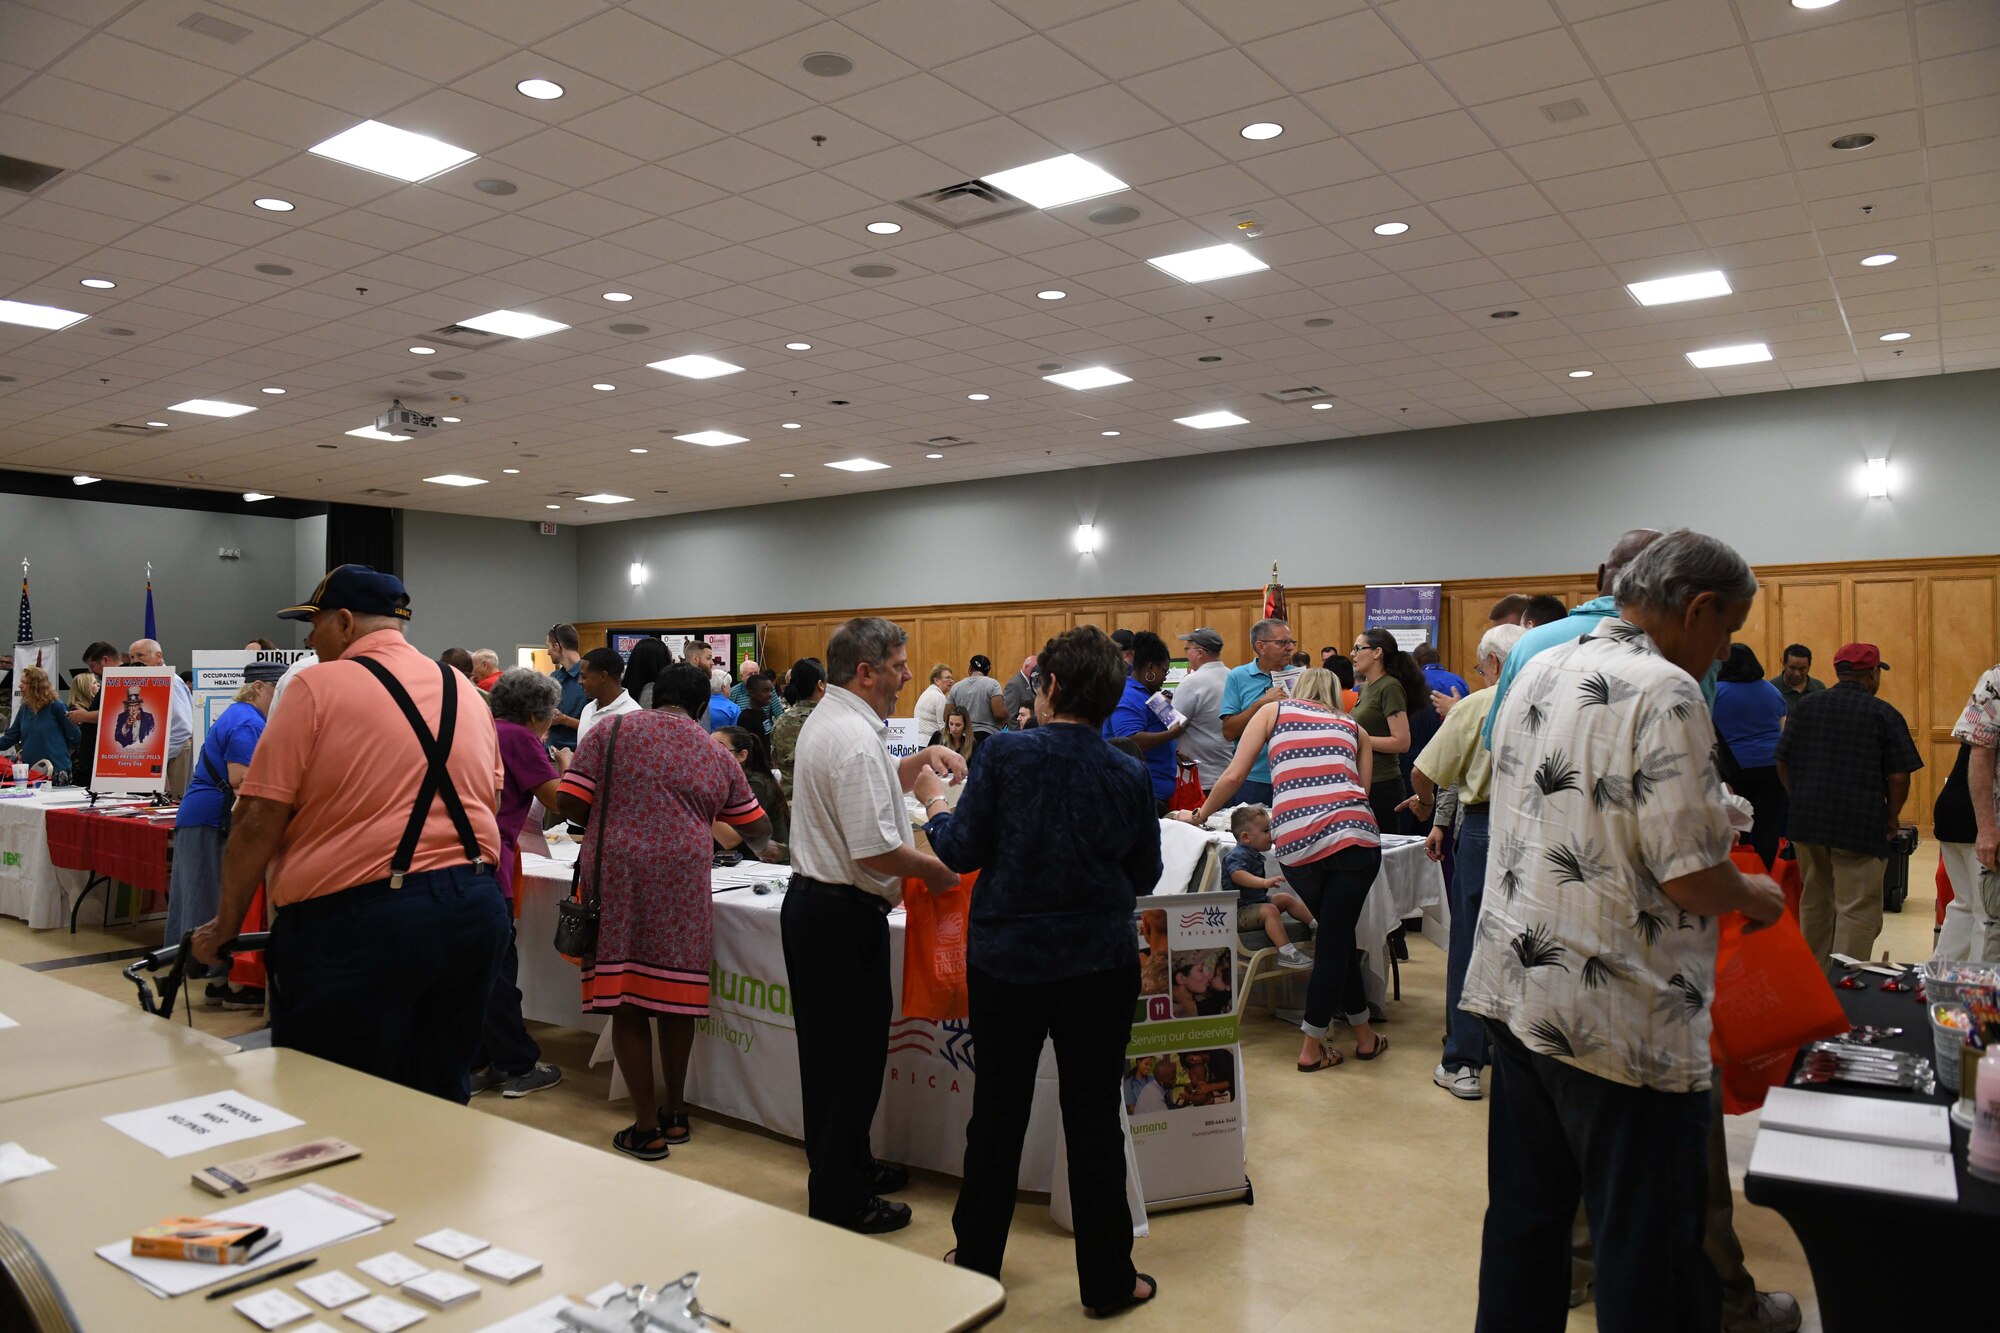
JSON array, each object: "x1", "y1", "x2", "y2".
[
  {"x1": 784, "y1": 616, "x2": 966, "y2": 1235},
  {"x1": 573, "y1": 647, "x2": 640, "y2": 748}
]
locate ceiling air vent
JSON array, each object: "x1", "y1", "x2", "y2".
[
  {"x1": 1539, "y1": 98, "x2": 1590, "y2": 124},
  {"x1": 0, "y1": 153, "x2": 63, "y2": 194},
  {"x1": 1260, "y1": 385, "x2": 1330, "y2": 404},
  {"x1": 896, "y1": 180, "x2": 1033, "y2": 231},
  {"x1": 96, "y1": 422, "x2": 165, "y2": 436},
  {"x1": 358, "y1": 488, "x2": 409, "y2": 498},
  {"x1": 178, "y1": 11, "x2": 252, "y2": 43},
  {"x1": 422, "y1": 324, "x2": 512, "y2": 352}
]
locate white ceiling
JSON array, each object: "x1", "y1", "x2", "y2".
[{"x1": 1, "y1": 0, "x2": 1995, "y2": 524}]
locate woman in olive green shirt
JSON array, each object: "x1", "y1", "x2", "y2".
[
  {"x1": 770, "y1": 657, "x2": 825, "y2": 801},
  {"x1": 1349, "y1": 628, "x2": 1427, "y2": 828}
]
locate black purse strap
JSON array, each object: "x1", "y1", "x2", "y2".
[
  {"x1": 353, "y1": 657, "x2": 484, "y2": 887},
  {"x1": 577, "y1": 715, "x2": 624, "y2": 909}
]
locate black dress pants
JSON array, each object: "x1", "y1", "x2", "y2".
[
  {"x1": 953, "y1": 959, "x2": 1140, "y2": 1311},
  {"x1": 779, "y1": 884, "x2": 893, "y2": 1223}
]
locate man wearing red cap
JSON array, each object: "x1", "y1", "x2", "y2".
[{"x1": 1776, "y1": 642, "x2": 1924, "y2": 971}]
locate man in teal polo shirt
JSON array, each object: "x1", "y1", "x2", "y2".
[{"x1": 1219, "y1": 617, "x2": 1296, "y2": 806}]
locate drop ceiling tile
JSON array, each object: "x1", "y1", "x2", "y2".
[
  {"x1": 1633, "y1": 98, "x2": 1778, "y2": 157},
  {"x1": 1088, "y1": 127, "x2": 1226, "y2": 187},
  {"x1": 824, "y1": 143, "x2": 964, "y2": 200},
  {"x1": 1350, "y1": 111, "x2": 1497, "y2": 171},
  {"x1": 1291, "y1": 175, "x2": 1420, "y2": 226},
  {"x1": 1397, "y1": 152, "x2": 1528, "y2": 201},
  {"x1": 838, "y1": 73, "x2": 1003, "y2": 141},
  {"x1": 1300, "y1": 64, "x2": 1460, "y2": 135},
  {"x1": 1126, "y1": 48, "x2": 1289, "y2": 122},
  {"x1": 527, "y1": 8, "x2": 714, "y2": 93},
  {"x1": 1572, "y1": 0, "x2": 1739, "y2": 75},
  {"x1": 1924, "y1": 95, "x2": 2000, "y2": 147},
  {"x1": 1244, "y1": 8, "x2": 1415, "y2": 91},
  {"x1": 321, "y1": 0, "x2": 515, "y2": 82},
  {"x1": 1752, "y1": 11, "x2": 1913, "y2": 91},
  {"x1": 667, "y1": 138, "x2": 815, "y2": 194},
  {"x1": 934, "y1": 35, "x2": 1104, "y2": 112},
  {"x1": 1604, "y1": 48, "x2": 1761, "y2": 121},
  {"x1": 1769, "y1": 66, "x2": 1917, "y2": 137},
  {"x1": 1541, "y1": 161, "x2": 1668, "y2": 210},
  {"x1": 916, "y1": 119, "x2": 1062, "y2": 180},
  {"x1": 1432, "y1": 28, "x2": 1595, "y2": 104},
  {"x1": 843, "y1": 0, "x2": 1031, "y2": 65},
  {"x1": 1915, "y1": 0, "x2": 2000, "y2": 60},
  {"x1": 1795, "y1": 150, "x2": 1929, "y2": 203},
  {"x1": 1657, "y1": 138, "x2": 1792, "y2": 192},
  {"x1": 110, "y1": 0, "x2": 316, "y2": 71},
  {"x1": 649, "y1": 61, "x2": 815, "y2": 134},
  {"x1": 1430, "y1": 184, "x2": 1558, "y2": 231},
  {"x1": 556, "y1": 97, "x2": 728, "y2": 163},
  {"x1": 1378, "y1": 0, "x2": 1562, "y2": 58},
  {"x1": 1241, "y1": 137, "x2": 1379, "y2": 194},
  {"x1": 491, "y1": 128, "x2": 645, "y2": 189},
  {"x1": 625, "y1": 0, "x2": 821, "y2": 55}
]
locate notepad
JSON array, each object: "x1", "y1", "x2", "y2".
[
  {"x1": 1758, "y1": 1088, "x2": 1951, "y2": 1150},
  {"x1": 1749, "y1": 1129, "x2": 1959, "y2": 1202},
  {"x1": 96, "y1": 1187, "x2": 384, "y2": 1298}
]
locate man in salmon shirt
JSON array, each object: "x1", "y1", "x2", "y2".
[{"x1": 192, "y1": 565, "x2": 508, "y2": 1103}]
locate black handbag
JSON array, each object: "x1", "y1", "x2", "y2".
[{"x1": 554, "y1": 715, "x2": 622, "y2": 960}]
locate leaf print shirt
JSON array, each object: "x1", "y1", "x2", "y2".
[{"x1": 1459, "y1": 616, "x2": 1735, "y2": 1093}]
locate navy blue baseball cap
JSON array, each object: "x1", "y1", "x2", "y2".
[{"x1": 278, "y1": 564, "x2": 411, "y2": 622}]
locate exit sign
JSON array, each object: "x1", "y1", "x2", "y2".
[{"x1": 538, "y1": 521, "x2": 558, "y2": 536}]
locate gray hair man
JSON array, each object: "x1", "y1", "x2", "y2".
[
  {"x1": 127, "y1": 636, "x2": 196, "y2": 798},
  {"x1": 783, "y1": 616, "x2": 967, "y2": 1236},
  {"x1": 1218, "y1": 617, "x2": 1299, "y2": 805},
  {"x1": 1462, "y1": 531, "x2": 1786, "y2": 1332},
  {"x1": 470, "y1": 649, "x2": 501, "y2": 688},
  {"x1": 1172, "y1": 628, "x2": 1232, "y2": 791}
]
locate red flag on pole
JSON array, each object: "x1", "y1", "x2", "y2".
[{"x1": 1262, "y1": 562, "x2": 1286, "y2": 622}]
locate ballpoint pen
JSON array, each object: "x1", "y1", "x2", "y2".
[{"x1": 205, "y1": 1256, "x2": 317, "y2": 1301}]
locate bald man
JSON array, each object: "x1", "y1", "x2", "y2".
[{"x1": 128, "y1": 637, "x2": 196, "y2": 797}]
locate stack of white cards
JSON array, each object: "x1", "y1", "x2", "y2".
[
  {"x1": 342, "y1": 1295, "x2": 427, "y2": 1332},
  {"x1": 356, "y1": 1252, "x2": 429, "y2": 1286},
  {"x1": 464, "y1": 1248, "x2": 542, "y2": 1284},
  {"x1": 414, "y1": 1229, "x2": 487, "y2": 1261},
  {"x1": 298, "y1": 1271, "x2": 372, "y2": 1310},
  {"x1": 402, "y1": 1272, "x2": 481, "y2": 1310},
  {"x1": 234, "y1": 1289, "x2": 315, "y2": 1329}
]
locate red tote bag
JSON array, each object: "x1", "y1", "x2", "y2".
[
  {"x1": 1168, "y1": 762, "x2": 1205, "y2": 814},
  {"x1": 901, "y1": 870, "x2": 977, "y2": 1021}
]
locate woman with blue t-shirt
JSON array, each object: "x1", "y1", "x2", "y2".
[
  {"x1": 163, "y1": 662, "x2": 283, "y2": 994},
  {"x1": 1713, "y1": 643, "x2": 1790, "y2": 870}
]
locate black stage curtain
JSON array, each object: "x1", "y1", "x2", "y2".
[{"x1": 325, "y1": 503, "x2": 399, "y2": 575}]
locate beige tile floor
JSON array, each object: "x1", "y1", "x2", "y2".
[{"x1": 4, "y1": 850, "x2": 1945, "y2": 1331}]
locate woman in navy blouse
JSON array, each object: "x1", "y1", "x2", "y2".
[
  {"x1": 1713, "y1": 643, "x2": 1791, "y2": 869},
  {"x1": 914, "y1": 625, "x2": 1162, "y2": 1320}
]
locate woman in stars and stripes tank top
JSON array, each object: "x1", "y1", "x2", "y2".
[{"x1": 1269, "y1": 699, "x2": 1380, "y2": 866}]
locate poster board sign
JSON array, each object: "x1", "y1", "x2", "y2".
[
  {"x1": 1126, "y1": 888, "x2": 1248, "y2": 1208},
  {"x1": 883, "y1": 717, "x2": 926, "y2": 760},
  {"x1": 94, "y1": 666, "x2": 174, "y2": 793},
  {"x1": 9, "y1": 638, "x2": 58, "y2": 721},
  {"x1": 604, "y1": 625, "x2": 762, "y2": 670},
  {"x1": 191, "y1": 648, "x2": 312, "y2": 692},
  {"x1": 1364, "y1": 583, "x2": 1443, "y2": 652}
]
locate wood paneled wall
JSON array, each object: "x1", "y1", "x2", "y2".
[{"x1": 579, "y1": 555, "x2": 2000, "y2": 832}]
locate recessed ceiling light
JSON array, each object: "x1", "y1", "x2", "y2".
[
  {"x1": 1490, "y1": 309, "x2": 1521, "y2": 319},
  {"x1": 1240, "y1": 122, "x2": 1283, "y2": 141},
  {"x1": 1101, "y1": 430, "x2": 1120, "y2": 436},
  {"x1": 1045, "y1": 366, "x2": 1132, "y2": 390},
  {"x1": 826, "y1": 458, "x2": 890, "y2": 472},
  {"x1": 785, "y1": 341, "x2": 812, "y2": 350},
  {"x1": 926, "y1": 452, "x2": 944, "y2": 459},
  {"x1": 865, "y1": 221, "x2": 902, "y2": 235},
  {"x1": 1791, "y1": 0, "x2": 1839, "y2": 8},
  {"x1": 1860, "y1": 253, "x2": 1897, "y2": 267},
  {"x1": 1372, "y1": 221, "x2": 1410, "y2": 236},
  {"x1": 0, "y1": 299, "x2": 89, "y2": 331},
  {"x1": 260, "y1": 386, "x2": 285, "y2": 394},
  {"x1": 502, "y1": 468, "x2": 520, "y2": 474},
  {"x1": 779, "y1": 472, "x2": 796, "y2": 478},
  {"x1": 649, "y1": 354, "x2": 743, "y2": 379},
  {"x1": 145, "y1": 421, "x2": 169, "y2": 428},
  {"x1": 1879, "y1": 331, "x2": 1911, "y2": 341},
  {"x1": 545, "y1": 504, "x2": 560, "y2": 509},
  {"x1": 1830, "y1": 132, "x2": 1876, "y2": 151},
  {"x1": 459, "y1": 310, "x2": 568, "y2": 339},
  {"x1": 601, "y1": 292, "x2": 633, "y2": 302},
  {"x1": 1147, "y1": 243, "x2": 1268, "y2": 283},
  {"x1": 592, "y1": 383, "x2": 616, "y2": 391},
  {"x1": 168, "y1": 398, "x2": 255, "y2": 417},
  {"x1": 474, "y1": 178, "x2": 517, "y2": 196},
  {"x1": 424, "y1": 474, "x2": 487, "y2": 487},
  {"x1": 1176, "y1": 410, "x2": 1249, "y2": 429},
  {"x1": 1568, "y1": 370, "x2": 1594, "y2": 378},
  {"x1": 409, "y1": 345, "x2": 436, "y2": 355},
  {"x1": 781, "y1": 422, "x2": 802, "y2": 429},
  {"x1": 1310, "y1": 401, "x2": 1334, "y2": 409},
  {"x1": 1625, "y1": 270, "x2": 1733, "y2": 306},
  {"x1": 252, "y1": 197, "x2": 294, "y2": 212},
  {"x1": 242, "y1": 492, "x2": 273, "y2": 502},
  {"x1": 630, "y1": 447, "x2": 648, "y2": 454},
  {"x1": 308, "y1": 120, "x2": 476, "y2": 183},
  {"x1": 1037, "y1": 290, "x2": 1066, "y2": 300},
  {"x1": 985, "y1": 154, "x2": 1128, "y2": 209},
  {"x1": 967, "y1": 392, "x2": 990, "y2": 401},
  {"x1": 578, "y1": 493, "x2": 633, "y2": 504},
  {"x1": 440, "y1": 416, "x2": 460, "y2": 423},
  {"x1": 515, "y1": 78, "x2": 564, "y2": 100},
  {"x1": 801, "y1": 51, "x2": 854, "y2": 77},
  {"x1": 346, "y1": 426, "x2": 411, "y2": 441},
  {"x1": 674, "y1": 429, "x2": 748, "y2": 446},
  {"x1": 71, "y1": 475, "x2": 100, "y2": 485},
  {"x1": 79, "y1": 278, "x2": 116, "y2": 289},
  {"x1": 1686, "y1": 342, "x2": 1773, "y2": 369}
]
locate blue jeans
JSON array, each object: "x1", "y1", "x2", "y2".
[
  {"x1": 269, "y1": 865, "x2": 509, "y2": 1104},
  {"x1": 1442, "y1": 808, "x2": 1490, "y2": 1072},
  {"x1": 477, "y1": 924, "x2": 541, "y2": 1077},
  {"x1": 1477, "y1": 1021, "x2": 1717, "y2": 1333}
]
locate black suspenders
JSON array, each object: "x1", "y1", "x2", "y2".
[{"x1": 353, "y1": 657, "x2": 486, "y2": 888}]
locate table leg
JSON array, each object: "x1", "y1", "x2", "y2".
[{"x1": 68, "y1": 873, "x2": 109, "y2": 934}]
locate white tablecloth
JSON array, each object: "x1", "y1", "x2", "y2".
[{"x1": 0, "y1": 789, "x2": 118, "y2": 930}]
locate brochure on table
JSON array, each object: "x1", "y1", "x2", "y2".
[
  {"x1": 1126, "y1": 889, "x2": 1249, "y2": 1208},
  {"x1": 9, "y1": 638, "x2": 58, "y2": 723},
  {"x1": 1364, "y1": 583, "x2": 1443, "y2": 652},
  {"x1": 91, "y1": 666, "x2": 174, "y2": 794}
]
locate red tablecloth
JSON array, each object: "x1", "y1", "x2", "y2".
[{"x1": 43, "y1": 807, "x2": 173, "y2": 893}]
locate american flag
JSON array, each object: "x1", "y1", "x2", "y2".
[
  {"x1": 1261, "y1": 561, "x2": 1286, "y2": 622},
  {"x1": 15, "y1": 563, "x2": 28, "y2": 643}
]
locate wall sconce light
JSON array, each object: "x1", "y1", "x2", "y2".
[
  {"x1": 1865, "y1": 457, "x2": 1889, "y2": 499},
  {"x1": 629, "y1": 561, "x2": 646, "y2": 586},
  {"x1": 1074, "y1": 523, "x2": 1097, "y2": 554}
]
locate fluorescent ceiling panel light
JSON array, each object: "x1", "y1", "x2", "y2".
[
  {"x1": 0, "y1": 299, "x2": 88, "y2": 331},
  {"x1": 346, "y1": 426, "x2": 411, "y2": 441},
  {"x1": 72, "y1": 475, "x2": 100, "y2": 485},
  {"x1": 1685, "y1": 343, "x2": 1772, "y2": 369},
  {"x1": 1176, "y1": 410, "x2": 1249, "y2": 429},
  {"x1": 1240, "y1": 122, "x2": 1283, "y2": 141},
  {"x1": 648, "y1": 353, "x2": 742, "y2": 379},
  {"x1": 1147, "y1": 243, "x2": 1268, "y2": 283},
  {"x1": 80, "y1": 278, "x2": 116, "y2": 289},
  {"x1": 825, "y1": 458, "x2": 889, "y2": 472},
  {"x1": 252, "y1": 197, "x2": 293, "y2": 212},
  {"x1": 168, "y1": 398, "x2": 255, "y2": 417},
  {"x1": 674, "y1": 430, "x2": 748, "y2": 446},
  {"x1": 308, "y1": 120, "x2": 476, "y2": 183},
  {"x1": 985, "y1": 154, "x2": 1127, "y2": 209},
  {"x1": 577, "y1": 493, "x2": 633, "y2": 504},
  {"x1": 516, "y1": 78, "x2": 564, "y2": 100},
  {"x1": 241, "y1": 492, "x2": 273, "y2": 502},
  {"x1": 1044, "y1": 366, "x2": 1131, "y2": 390},
  {"x1": 459, "y1": 310, "x2": 568, "y2": 339},
  {"x1": 1625, "y1": 270, "x2": 1732, "y2": 306}
]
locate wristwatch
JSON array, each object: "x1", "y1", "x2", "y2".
[{"x1": 925, "y1": 796, "x2": 949, "y2": 814}]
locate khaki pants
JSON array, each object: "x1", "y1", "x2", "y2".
[
  {"x1": 1795, "y1": 842, "x2": 1885, "y2": 971},
  {"x1": 164, "y1": 745, "x2": 192, "y2": 800},
  {"x1": 1935, "y1": 842, "x2": 2000, "y2": 965}
]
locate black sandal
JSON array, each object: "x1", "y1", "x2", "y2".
[
  {"x1": 1356, "y1": 1034, "x2": 1390, "y2": 1061},
  {"x1": 612, "y1": 1124, "x2": 671, "y2": 1161},
  {"x1": 1088, "y1": 1274, "x2": 1158, "y2": 1319},
  {"x1": 658, "y1": 1109, "x2": 691, "y2": 1145}
]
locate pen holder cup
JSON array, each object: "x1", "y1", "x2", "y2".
[{"x1": 1932, "y1": 1004, "x2": 1969, "y2": 1088}]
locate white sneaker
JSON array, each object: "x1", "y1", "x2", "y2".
[
  {"x1": 1276, "y1": 943, "x2": 1313, "y2": 969},
  {"x1": 1433, "y1": 1063, "x2": 1483, "y2": 1100}
]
